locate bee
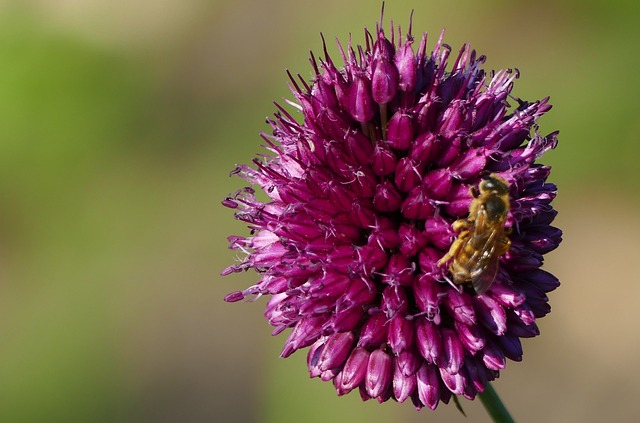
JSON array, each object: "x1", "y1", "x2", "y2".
[{"x1": 437, "y1": 174, "x2": 511, "y2": 294}]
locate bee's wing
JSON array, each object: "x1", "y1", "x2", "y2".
[
  {"x1": 466, "y1": 228, "x2": 500, "y2": 294},
  {"x1": 470, "y1": 252, "x2": 499, "y2": 294}
]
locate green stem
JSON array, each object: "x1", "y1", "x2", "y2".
[{"x1": 478, "y1": 382, "x2": 515, "y2": 423}]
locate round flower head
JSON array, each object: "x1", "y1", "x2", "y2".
[{"x1": 222, "y1": 14, "x2": 561, "y2": 410}]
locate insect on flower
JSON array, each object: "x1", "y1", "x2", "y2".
[
  {"x1": 438, "y1": 174, "x2": 512, "y2": 294},
  {"x1": 221, "y1": 6, "x2": 563, "y2": 410}
]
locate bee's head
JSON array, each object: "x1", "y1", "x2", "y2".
[{"x1": 480, "y1": 174, "x2": 509, "y2": 195}]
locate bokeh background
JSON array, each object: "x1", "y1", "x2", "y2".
[{"x1": 1, "y1": 0, "x2": 639, "y2": 422}]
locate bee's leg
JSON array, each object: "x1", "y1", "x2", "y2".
[
  {"x1": 437, "y1": 231, "x2": 469, "y2": 267},
  {"x1": 496, "y1": 236, "x2": 511, "y2": 255},
  {"x1": 438, "y1": 221, "x2": 469, "y2": 268},
  {"x1": 441, "y1": 273, "x2": 463, "y2": 292},
  {"x1": 470, "y1": 186, "x2": 480, "y2": 198},
  {"x1": 436, "y1": 242, "x2": 457, "y2": 267},
  {"x1": 452, "y1": 219, "x2": 469, "y2": 232}
]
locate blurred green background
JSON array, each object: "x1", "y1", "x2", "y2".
[{"x1": 1, "y1": 0, "x2": 639, "y2": 422}]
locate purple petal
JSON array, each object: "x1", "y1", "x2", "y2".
[
  {"x1": 443, "y1": 287, "x2": 476, "y2": 326},
  {"x1": 338, "y1": 347, "x2": 370, "y2": 393},
  {"x1": 488, "y1": 282, "x2": 526, "y2": 308},
  {"x1": 417, "y1": 248, "x2": 445, "y2": 280},
  {"x1": 373, "y1": 179, "x2": 403, "y2": 213},
  {"x1": 398, "y1": 223, "x2": 428, "y2": 258},
  {"x1": 344, "y1": 131, "x2": 375, "y2": 165},
  {"x1": 480, "y1": 338, "x2": 506, "y2": 370},
  {"x1": 512, "y1": 302, "x2": 536, "y2": 325},
  {"x1": 496, "y1": 333, "x2": 523, "y2": 362},
  {"x1": 393, "y1": 364, "x2": 417, "y2": 403},
  {"x1": 400, "y1": 185, "x2": 435, "y2": 220},
  {"x1": 281, "y1": 316, "x2": 326, "y2": 358},
  {"x1": 343, "y1": 278, "x2": 376, "y2": 306},
  {"x1": 464, "y1": 356, "x2": 489, "y2": 392},
  {"x1": 394, "y1": 157, "x2": 423, "y2": 192},
  {"x1": 506, "y1": 311, "x2": 540, "y2": 338},
  {"x1": 454, "y1": 320, "x2": 486, "y2": 355},
  {"x1": 475, "y1": 294, "x2": 507, "y2": 335},
  {"x1": 387, "y1": 111, "x2": 414, "y2": 150},
  {"x1": 444, "y1": 182, "x2": 472, "y2": 217},
  {"x1": 365, "y1": 349, "x2": 393, "y2": 398},
  {"x1": 422, "y1": 168, "x2": 453, "y2": 200},
  {"x1": 332, "y1": 305, "x2": 364, "y2": 332},
  {"x1": 416, "y1": 363, "x2": 441, "y2": 410},
  {"x1": 371, "y1": 32, "x2": 398, "y2": 103},
  {"x1": 223, "y1": 291, "x2": 245, "y2": 303},
  {"x1": 388, "y1": 316, "x2": 414, "y2": 354},
  {"x1": 395, "y1": 38, "x2": 417, "y2": 92},
  {"x1": 515, "y1": 269, "x2": 560, "y2": 293},
  {"x1": 372, "y1": 59, "x2": 399, "y2": 104},
  {"x1": 396, "y1": 349, "x2": 421, "y2": 376},
  {"x1": 357, "y1": 313, "x2": 388, "y2": 349},
  {"x1": 415, "y1": 319, "x2": 442, "y2": 365},
  {"x1": 370, "y1": 142, "x2": 397, "y2": 176},
  {"x1": 307, "y1": 337, "x2": 327, "y2": 378},
  {"x1": 413, "y1": 274, "x2": 443, "y2": 323},
  {"x1": 450, "y1": 147, "x2": 489, "y2": 180},
  {"x1": 318, "y1": 331, "x2": 355, "y2": 371},
  {"x1": 424, "y1": 216, "x2": 455, "y2": 250},
  {"x1": 439, "y1": 367, "x2": 466, "y2": 396},
  {"x1": 409, "y1": 132, "x2": 440, "y2": 163},
  {"x1": 349, "y1": 73, "x2": 375, "y2": 122},
  {"x1": 382, "y1": 255, "x2": 414, "y2": 288},
  {"x1": 368, "y1": 216, "x2": 401, "y2": 249},
  {"x1": 441, "y1": 328, "x2": 464, "y2": 374}
]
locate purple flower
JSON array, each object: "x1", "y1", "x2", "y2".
[{"x1": 222, "y1": 14, "x2": 561, "y2": 410}]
